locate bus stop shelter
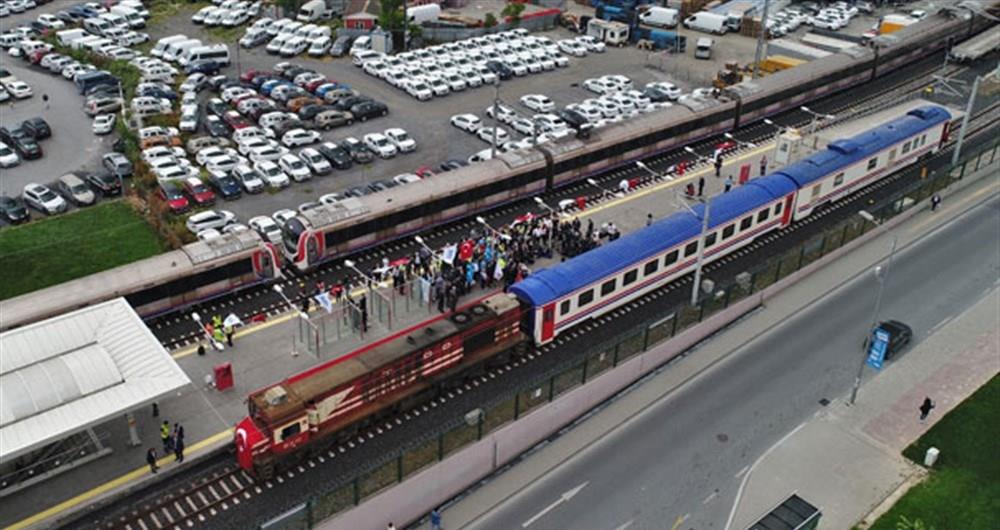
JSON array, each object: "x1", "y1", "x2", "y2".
[{"x1": 0, "y1": 298, "x2": 190, "y2": 495}]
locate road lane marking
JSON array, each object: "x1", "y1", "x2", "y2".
[
  {"x1": 724, "y1": 421, "x2": 807, "y2": 530},
  {"x1": 612, "y1": 519, "x2": 635, "y2": 530},
  {"x1": 521, "y1": 481, "x2": 588, "y2": 527},
  {"x1": 702, "y1": 490, "x2": 718, "y2": 505},
  {"x1": 734, "y1": 465, "x2": 750, "y2": 479},
  {"x1": 670, "y1": 514, "x2": 688, "y2": 530}
]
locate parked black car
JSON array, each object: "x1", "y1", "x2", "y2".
[
  {"x1": 185, "y1": 60, "x2": 223, "y2": 76},
  {"x1": 869, "y1": 320, "x2": 913, "y2": 361},
  {"x1": 21, "y1": 117, "x2": 51, "y2": 140},
  {"x1": 204, "y1": 115, "x2": 231, "y2": 137},
  {"x1": 486, "y1": 60, "x2": 513, "y2": 80},
  {"x1": 350, "y1": 101, "x2": 388, "y2": 122},
  {"x1": 333, "y1": 95, "x2": 371, "y2": 111},
  {"x1": 317, "y1": 143, "x2": 353, "y2": 170},
  {"x1": 208, "y1": 174, "x2": 243, "y2": 200},
  {"x1": 367, "y1": 179, "x2": 398, "y2": 193},
  {"x1": 329, "y1": 36, "x2": 354, "y2": 57},
  {"x1": 439, "y1": 159, "x2": 468, "y2": 172},
  {"x1": 556, "y1": 109, "x2": 589, "y2": 130},
  {"x1": 0, "y1": 127, "x2": 42, "y2": 159},
  {"x1": 102, "y1": 152, "x2": 133, "y2": 178},
  {"x1": 344, "y1": 184, "x2": 372, "y2": 198},
  {"x1": 85, "y1": 171, "x2": 122, "y2": 196},
  {"x1": 338, "y1": 138, "x2": 375, "y2": 164},
  {"x1": 0, "y1": 195, "x2": 30, "y2": 224}
]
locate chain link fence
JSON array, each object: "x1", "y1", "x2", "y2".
[{"x1": 260, "y1": 137, "x2": 999, "y2": 529}]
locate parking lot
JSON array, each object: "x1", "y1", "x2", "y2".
[{"x1": 0, "y1": 0, "x2": 905, "y2": 229}]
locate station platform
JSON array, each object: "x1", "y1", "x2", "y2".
[{"x1": 0, "y1": 100, "x2": 950, "y2": 530}]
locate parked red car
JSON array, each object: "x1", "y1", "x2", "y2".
[
  {"x1": 182, "y1": 177, "x2": 216, "y2": 206},
  {"x1": 158, "y1": 181, "x2": 190, "y2": 213},
  {"x1": 223, "y1": 110, "x2": 252, "y2": 130}
]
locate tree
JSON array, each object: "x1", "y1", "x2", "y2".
[
  {"x1": 501, "y1": 2, "x2": 525, "y2": 25},
  {"x1": 484, "y1": 12, "x2": 498, "y2": 27},
  {"x1": 276, "y1": 0, "x2": 304, "y2": 18}
]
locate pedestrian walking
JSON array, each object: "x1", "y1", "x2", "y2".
[
  {"x1": 225, "y1": 325, "x2": 234, "y2": 347},
  {"x1": 759, "y1": 155, "x2": 767, "y2": 176},
  {"x1": 685, "y1": 182, "x2": 696, "y2": 197},
  {"x1": 724, "y1": 175, "x2": 734, "y2": 192},
  {"x1": 160, "y1": 420, "x2": 172, "y2": 453},
  {"x1": 174, "y1": 427, "x2": 185, "y2": 463},
  {"x1": 930, "y1": 194, "x2": 941, "y2": 212},
  {"x1": 146, "y1": 448, "x2": 159, "y2": 473},
  {"x1": 697, "y1": 176, "x2": 706, "y2": 197},
  {"x1": 42, "y1": 93, "x2": 49, "y2": 110},
  {"x1": 919, "y1": 397, "x2": 935, "y2": 422},
  {"x1": 430, "y1": 508, "x2": 442, "y2": 530},
  {"x1": 714, "y1": 155, "x2": 723, "y2": 177},
  {"x1": 646, "y1": 213, "x2": 653, "y2": 227}
]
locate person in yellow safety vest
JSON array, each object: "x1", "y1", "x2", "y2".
[
  {"x1": 212, "y1": 314, "x2": 223, "y2": 329},
  {"x1": 224, "y1": 325, "x2": 234, "y2": 347},
  {"x1": 213, "y1": 326, "x2": 225, "y2": 345}
]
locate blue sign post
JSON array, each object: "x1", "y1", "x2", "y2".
[{"x1": 866, "y1": 328, "x2": 890, "y2": 371}]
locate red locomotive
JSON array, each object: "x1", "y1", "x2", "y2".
[{"x1": 235, "y1": 293, "x2": 525, "y2": 477}]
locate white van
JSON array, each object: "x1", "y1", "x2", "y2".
[
  {"x1": 110, "y1": 6, "x2": 146, "y2": 29},
  {"x1": 56, "y1": 28, "x2": 88, "y2": 47},
  {"x1": 164, "y1": 39, "x2": 202, "y2": 62},
  {"x1": 71, "y1": 35, "x2": 102, "y2": 51},
  {"x1": 639, "y1": 7, "x2": 679, "y2": 28},
  {"x1": 99, "y1": 13, "x2": 130, "y2": 30},
  {"x1": 695, "y1": 37, "x2": 713, "y2": 59},
  {"x1": 351, "y1": 35, "x2": 372, "y2": 53},
  {"x1": 297, "y1": 0, "x2": 334, "y2": 22},
  {"x1": 152, "y1": 35, "x2": 188, "y2": 57},
  {"x1": 683, "y1": 11, "x2": 728, "y2": 34},
  {"x1": 119, "y1": 0, "x2": 150, "y2": 19},
  {"x1": 180, "y1": 44, "x2": 230, "y2": 67},
  {"x1": 407, "y1": 4, "x2": 441, "y2": 24}
]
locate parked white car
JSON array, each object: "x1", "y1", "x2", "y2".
[
  {"x1": 185, "y1": 209, "x2": 236, "y2": 234},
  {"x1": 92, "y1": 113, "x2": 116, "y2": 135},
  {"x1": 520, "y1": 94, "x2": 555, "y2": 113},
  {"x1": 278, "y1": 153, "x2": 311, "y2": 181},
  {"x1": 384, "y1": 128, "x2": 416, "y2": 153},
  {"x1": 450, "y1": 113, "x2": 482, "y2": 132},
  {"x1": 249, "y1": 215, "x2": 283, "y2": 244},
  {"x1": 363, "y1": 132, "x2": 398, "y2": 158},
  {"x1": 253, "y1": 160, "x2": 291, "y2": 188},
  {"x1": 281, "y1": 128, "x2": 321, "y2": 147}
]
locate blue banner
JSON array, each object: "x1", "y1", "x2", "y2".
[{"x1": 866, "y1": 328, "x2": 890, "y2": 371}]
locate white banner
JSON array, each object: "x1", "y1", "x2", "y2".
[
  {"x1": 441, "y1": 244, "x2": 458, "y2": 265},
  {"x1": 314, "y1": 292, "x2": 334, "y2": 314}
]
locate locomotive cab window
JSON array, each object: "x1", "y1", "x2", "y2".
[
  {"x1": 279, "y1": 422, "x2": 301, "y2": 442},
  {"x1": 643, "y1": 259, "x2": 658, "y2": 276},
  {"x1": 722, "y1": 225, "x2": 735, "y2": 240},
  {"x1": 758, "y1": 208, "x2": 770, "y2": 223},
  {"x1": 578, "y1": 289, "x2": 594, "y2": 307},
  {"x1": 774, "y1": 202, "x2": 782, "y2": 215},
  {"x1": 664, "y1": 250, "x2": 679, "y2": 266},
  {"x1": 811, "y1": 184, "x2": 821, "y2": 200},
  {"x1": 560, "y1": 300, "x2": 571, "y2": 316},
  {"x1": 740, "y1": 216, "x2": 752, "y2": 231},
  {"x1": 920, "y1": 134, "x2": 927, "y2": 146},
  {"x1": 833, "y1": 173, "x2": 844, "y2": 186},
  {"x1": 867, "y1": 157, "x2": 878, "y2": 170},
  {"x1": 623, "y1": 269, "x2": 638, "y2": 286},
  {"x1": 601, "y1": 279, "x2": 616, "y2": 296},
  {"x1": 902, "y1": 141, "x2": 911, "y2": 154},
  {"x1": 684, "y1": 241, "x2": 698, "y2": 257}
]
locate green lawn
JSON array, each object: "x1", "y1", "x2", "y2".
[
  {"x1": 865, "y1": 374, "x2": 1000, "y2": 530},
  {"x1": 0, "y1": 202, "x2": 166, "y2": 300}
]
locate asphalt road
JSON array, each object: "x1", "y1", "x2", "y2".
[{"x1": 462, "y1": 194, "x2": 1000, "y2": 530}]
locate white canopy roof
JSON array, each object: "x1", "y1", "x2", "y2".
[{"x1": 1, "y1": 298, "x2": 190, "y2": 461}]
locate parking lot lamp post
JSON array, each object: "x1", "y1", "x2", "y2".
[
  {"x1": 849, "y1": 210, "x2": 898, "y2": 406},
  {"x1": 414, "y1": 235, "x2": 442, "y2": 266},
  {"x1": 491, "y1": 80, "x2": 501, "y2": 160},
  {"x1": 585, "y1": 177, "x2": 618, "y2": 201},
  {"x1": 476, "y1": 216, "x2": 509, "y2": 242},
  {"x1": 762, "y1": 118, "x2": 787, "y2": 136},
  {"x1": 635, "y1": 160, "x2": 675, "y2": 183},
  {"x1": 191, "y1": 312, "x2": 224, "y2": 351},
  {"x1": 800, "y1": 106, "x2": 835, "y2": 137}
]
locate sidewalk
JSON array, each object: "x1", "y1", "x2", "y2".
[
  {"x1": 409, "y1": 166, "x2": 999, "y2": 530},
  {"x1": 728, "y1": 288, "x2": 1000, "y2": 530}
]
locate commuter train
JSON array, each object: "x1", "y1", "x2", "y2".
[
  {"x1": 280, "y1": 14, "x2": 975, "y2": 271},
  {"x1": 0, "y1": 231, "x2": 280, "y2": 331},
  {"x1": 234, "y1": 106, "x2": 951, "y2": 475}
]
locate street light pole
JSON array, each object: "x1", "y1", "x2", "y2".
[
  {"x1": 273, "y1": 284, "x2": 320, "y2": 355},
  {"x1": 848, "y1": 210, "x2": 898, "y2": 405},
  {"x1": 752, "y1": 0, "x2": 771, "y2": 80},
  {"x1": 951, "y1": 75, "x2": 981, "y2": 166},
  {"x1": 344, "y1": 259, "x2": 378, "y2": 291},
  {"x1": 635, "y1": 161, "x2": 707, "y2": 306},
  {"x1": 191, "y1": 312, "x2": 224, "y2": 351},
  {"x1": 490, "y1": 80, "x2": 500, "y2": 160}
]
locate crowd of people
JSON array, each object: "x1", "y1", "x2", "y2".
[{"x1": 306, "y1": 211, "x2": 630, "y2": 320}]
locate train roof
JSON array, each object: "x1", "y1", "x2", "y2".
[
  {"x1": 776, "y1": 106, "x2": 950, "y2": 188},
  {"x1": 511, "y1": 212, "x2": 702, "y2": 306},
  {"x1": 690, "y1": 177, "x2": 798, "y2": 229}
]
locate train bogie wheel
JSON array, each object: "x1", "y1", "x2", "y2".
[{"x1": 255, "y1": 459, "x2": 275, "y2": 480}]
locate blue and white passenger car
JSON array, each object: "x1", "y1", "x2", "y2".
[{"x1": 511, "y1": 106, "x2": 952, "y2": 344}]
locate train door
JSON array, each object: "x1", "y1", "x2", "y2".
[
  {"x1": 781, "y1": 194, "x2": 795, "y2": 226},
  {"x1": 540, "y1": 303, "x2": 556, "y2": 343}
]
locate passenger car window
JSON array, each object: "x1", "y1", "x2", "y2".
[
  {"x1": 578, "y1": 290, "x2": 594, "y2": 307},
  {"x1": 560, "y1": 300, "x2": 571, "y2": 316}
]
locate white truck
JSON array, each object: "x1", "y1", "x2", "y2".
[
  {"x1": 407, "y1": 4, "x2": 441, "y2": 24},
  {"x1": 638, "y1": 7, "x2": 679, "y2": 28},
  {"x1": 587, "y1": 18, "x2": 630, "y2": 46}
]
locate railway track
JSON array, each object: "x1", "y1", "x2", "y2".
[
  {"x1": 149, "y1": 51, "x2": 970, "y2": 350},
  {"x1": 72, "y1": 101, "x2": 1000, "y2": 530}
]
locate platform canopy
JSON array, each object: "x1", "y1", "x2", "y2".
[{"x1": 1, "y1": 298, "x2": 190, "y2": 461}]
